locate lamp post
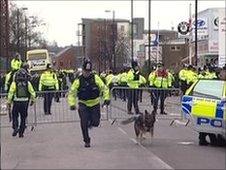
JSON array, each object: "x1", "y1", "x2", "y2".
[
  {"x1": 148, "y1": 0, "x2": 151, "y2": 69},
  {"x1": 131, "y1": 0, "x2": 134, "y2": 62},
  {"x1": 195, "y1": 0, "x2": 198, "y2": 66}
]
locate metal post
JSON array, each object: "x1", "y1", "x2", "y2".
[
  {"x1": 131, "y1": 0, "x2": 134, "y2": 61},
  {"x1": 16, "y1": 9, "x2": 20, "y2": 53},
  {"x1": 148, "y1": 0, "x2": 151, "y2": 68},
  {"x1": 189, "y1": 3, "x2": 192, "y2": 65},
  {"x1": 113, "y1": 10, "x2": 116, "y2": 72},
  {"x1": 25, "y1": 17, "x2": 28, "y2": 59},
  {"x1": 195, "y1": 0, "x2": 198, "y2": 66}
]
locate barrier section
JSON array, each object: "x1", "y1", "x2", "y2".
[
  {"x1": 108, "y1": 87, "x2": 182, "y2": 121},
  {"x1": 1, "y1": 90, "x2": 108, "y2": 128}
]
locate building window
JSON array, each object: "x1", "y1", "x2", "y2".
[
  {"x1": 121, "y1": 25, "x2": 125, "y2": 32},
  {"x1": 171, "y1": 46, "x2": 175, "y2": 51},
  {"x1": 176, "y1": 46, "x2": 181, "y2": 50},
  {"x1": 171, "y1": 46, "x2": 181, "y2": 51}
]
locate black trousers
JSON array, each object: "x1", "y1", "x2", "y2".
[
  {"x1": 44, "y1": 90, "x2": 54, "y2": 114},
  {"x1": 78, "y1": 103, "x2": 100, "y2": 143},
  {"x1": 152, "y1": 89, "x2": 167, "y2": 113},
  {"x1": 12, "y1": 101, "x2": 29, "y2": 135},
  {"x1": 127, "y1": 89, "x2": 139, "y2": 114}
]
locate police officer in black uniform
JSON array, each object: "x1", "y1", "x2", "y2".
[{"x1": 7, "y1": 68, "x2": 36, "y2": 137}]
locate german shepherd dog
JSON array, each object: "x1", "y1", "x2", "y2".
[
  {"x1": 134, "y1": 110, "x2": 156, "y2": 143},
  {"x1": 121, "y1": 110, "x2": 156, "y2": 144}
]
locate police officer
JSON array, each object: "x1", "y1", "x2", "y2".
[
  {"x1": 7, "y1": 68, "x2": 36, "y2": 137},
  {"x1": 148, "y1": 63, "x2": 172, "y2": 115},
  {"x1": 11, "y1": 53, "x2": 22, "y2": 71},
  {"x1": 39, "y1": 64, "x2": 59, "y2": 115},
  {"x1": 126, "y1": 60, "x2": 146, "y2": 115},
  {"x1": 179, "y1": 64, "x2": 188, "y2": 95},
  {"x1": 68, "y1": 60, "x2": 110, "y2": 148}
]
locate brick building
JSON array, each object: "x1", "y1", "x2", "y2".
[{"x1": 54, "y1": 46, "x2": 83, "y2": 70}]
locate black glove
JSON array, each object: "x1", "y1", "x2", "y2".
[
  {"x1": 70, "y1": 106, "x2": 76, "y2": 110},
  {"x1": 103, "y1": 100, "x2": 110, "y2": 106}
]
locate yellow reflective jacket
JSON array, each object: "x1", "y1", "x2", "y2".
[
  {"x1": 68, "y1": 74, "x2": 110, "y2": 107},
  {"x1": 148, "y1": 70, "x2": 172, "y2": 88},
  {"x1": 179, "y1": 69, "x2": 187, "y2": 81},
  {"x1": 7, "y1": 81, "x2": 36, "y2": 103},
  {"x1": 11, "y1": 59, "x2": 22, "y2": 71},
  {"x1": 127, "y1": 69, "x2": 146, "y2": 88},
  {"x1": 39, "y1": 71, "x2": 59, "y2": 91},
  {"x1": 204, "y1": 71, "x2": 217, "y2": 79},
  {"x1": 119, "y1": 72, "x2": 128, "y2": 85},
  {"x1": 186, "y1": 70, "x2": 198, "y2": 85}
]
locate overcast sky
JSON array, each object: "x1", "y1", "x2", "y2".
[{"x1": 14, "y1": 0, "x2": 225, "y2": 47}]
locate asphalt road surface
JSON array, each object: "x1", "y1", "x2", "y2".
[{"x1": 1, "y1": 119, "x2": 225, "y2": 169}]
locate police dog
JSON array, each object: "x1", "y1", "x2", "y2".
[{"x1": 134, "y1": 110, "x2": 156, "y2": 144}]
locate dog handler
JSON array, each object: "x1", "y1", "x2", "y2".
[{"x1": 68, "y1": 59, "x2": 110, "y2": 148}]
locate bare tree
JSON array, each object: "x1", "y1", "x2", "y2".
[
  {"x1": 115, "y1": 31, "x2": 130, "y2": 71},
  {"x1": 9, "y1": 3, "x2": 47, "y2": 60}
]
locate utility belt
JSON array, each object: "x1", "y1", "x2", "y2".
[{"x1": 42, "y1": 85, "x2": 56, "y2": 91}]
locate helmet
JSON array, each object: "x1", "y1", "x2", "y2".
[
  {"x1": 82, "y1": 60, "x2": 92, "y2": 71},
  {"x1": 15, "y1": 52, "x2": 21, "y2": 59},
  {"x1": 131, "y1": 60, "x2": 138, "y2": 69},
  {"x1": 15, "y1": 69, "x2": 29, "y2": 82}
]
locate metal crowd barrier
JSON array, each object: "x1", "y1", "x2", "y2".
[
  {"x1": 0, "y1": 90, "x2": 108, "y2": 128},
  {"x1": 108, "y1": 86, "x2": 183, "y2": 122}
]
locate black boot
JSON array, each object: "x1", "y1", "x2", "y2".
[
  {"x1": 12, "y1": 129, "x2": 18, "y2": 137},
  {"x1": 84, "y1": 142, "x2": 91, "y2": 148},
  {"x1": 199, "y1": 132, "x2": 209, "y2": 146}
]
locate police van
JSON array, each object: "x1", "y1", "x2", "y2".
[
  {"x1": 27, "y1": 49, "x2": 52, "y2": 73},
  {"x1": 182, "y1": 79, "x2": 226, "y2": 140}
]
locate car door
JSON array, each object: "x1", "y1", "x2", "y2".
[{"x1": 189, "y1": 80, "x2": 224, "y2": 134}]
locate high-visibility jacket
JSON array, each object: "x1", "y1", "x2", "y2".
[
  {"x1": 7, "y1": 81, "x2": 36, "y2": 103},
  {"x1": 105, "y1": 74, "x2": 114, "y2": 87},
  {"x1": 118, "y1": 72, "x2": 128, "y2": 85},
  {"x1": 11, "y1": 59, "x2": 22, "y2": 71},
  {"x1": 127, "y1": 69, "x2": 146, "y2": 88},
  {"x1": 186, "y1": 70, "x2": 198, "y2": 85},
  {"x1": 39, "y1": 71, "x2": 59, "y2": 91},
  {"x1": 179, "y1": 69, "x2": 188, "y2": 81},
  {"x1": 68, "y1": 74, "x2": 110, "y2": 107},
  {"x1": 148, "y1": 69, "x2": 172, "y2": 88},
  {"x1": 204, "y1": 71, "x2": 217, "y2": 79}
]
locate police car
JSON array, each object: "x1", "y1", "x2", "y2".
[{"x1": 182, "y1": 79, "x2": 226, "y2": 140}]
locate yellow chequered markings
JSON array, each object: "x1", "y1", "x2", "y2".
[{"x1": 191, "y1": 97, "x2": 217, "y2": 118}]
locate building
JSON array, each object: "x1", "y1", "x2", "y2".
[
  {"x1": 188, "y1": 8, "x2": 225, "y2": 67},
  {"x1": 134, "y1": 29, "x2": 186, "y2": 69},
  {"x1": 79, "y1": 18, "x2": 130, "y2": 72},
  {"x1": 54, "y1": 46, "x2": 83, "y2": 70}
]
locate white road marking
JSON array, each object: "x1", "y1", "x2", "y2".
[{"x1": 117, "y1": 127, "x2": 174, "y2": 170}]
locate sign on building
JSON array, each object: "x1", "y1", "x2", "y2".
[
  {"x1": 192, "y1": 18, "x2": 208, "y2": 41},
  {"x1": 218, "y1": 12, "x2": 226, "y2": 67}
]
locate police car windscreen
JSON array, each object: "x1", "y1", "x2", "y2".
[
  {"x1": 192, "y1": 80, "x2": 224, "y2": 100},
  {"x1": 28, "y1": 53, "x2": 47, "y2": 60}
]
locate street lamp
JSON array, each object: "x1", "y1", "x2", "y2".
[{"x1": 105, "y1": 9, "x2": 116, "y2": 71}]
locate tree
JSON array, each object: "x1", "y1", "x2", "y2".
[
  {"x1": 115, "y1": 31, "x2": 130, "y2": 72},
  {"x1": 8, "y1": 2, "x2": 47, "y2": 60}
]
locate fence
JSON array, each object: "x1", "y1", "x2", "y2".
[
  {"x1": 0, "y1": 87, "x2": 183, "y2": 128},
  {"x1": 108, "y1": 86, "x2": 183, "y2": 122},
  {"x1": 0, "y1": 90, "x2": 108, "y2": 128}
]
